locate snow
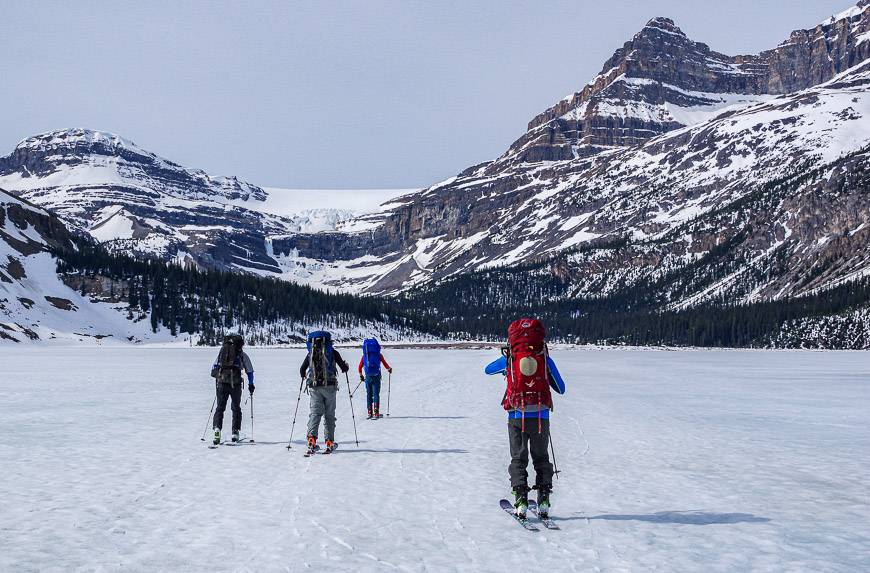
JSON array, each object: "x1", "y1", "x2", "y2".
[
  {"x1": 90, "y1": 208, "x2": 136, "y2": 242},
  {"x1": 823, "y1": 4, "x2": 868, "y2": 26},
  {"x1": 0, "y1": 249, "x2": 177, "y2": 345},
  {"x1": 558, "y1": 77, "x2": 773, "y2": 128},
  {"x1": 2, "y1": 348, "x2": 869, "y2": 572},
  {"x1": 259, "y1": 187, "x2": 416, "y2": 218}
]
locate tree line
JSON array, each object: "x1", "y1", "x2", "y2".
[
  {"x1": 53, "y1": 237, "x2": 441, "y2": 345},
  {"x1": 51, "y1": 230, "x2": 870, "y2": 348}
]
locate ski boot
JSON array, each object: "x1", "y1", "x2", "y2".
[
  {"x1": 212, "y1": 428, "x2": 221, "y2": 445},
  {"x1": 232, "y1": 431, "x2": 240, "y2": 443},
  {"x1": 324, "y1": 439, "x2": 336, "y2": 454},
  {"x1": 373, "y1": 404, "x2": 380, "y2": 419},
  {"x1": 367, "y1": 408, "x2": 373, "y2": 420},
  {"x1": 512, "y1": 486, "x2": 530, "y2": 518},
  {"x1": 537, "y1": 485, "x2": 552, "y2": 518},
  {"x1": 306, "y1": 436, "x2": 318, "y2": 455}
]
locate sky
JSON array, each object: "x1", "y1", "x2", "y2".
[{"x1": 0, "y1": 0, "x2": 856, "y2": 189}]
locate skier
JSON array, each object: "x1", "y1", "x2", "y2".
[
  {"x1": 210, "y1": 333, "x2": 255, "y2": 445},
  {"x1": 358, "y1": 337, "x2": 393, "y2": 419},
  {"x1": 485, "y1": 318, "x2": 565, "y2": 520},
  {"x1": 299, "y1": 330, "x2": 349, "y2": 454}
]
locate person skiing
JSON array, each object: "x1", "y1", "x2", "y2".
[
  {"x1": 210, "y1": 333, "x2": 255, "y2": 445},
  {"x1": 484, "y1": 318, "x2": 565, "y2": 520},
  {"x1": 299, "y1": 330, "x2": 349, "y2": 454},
  {"x1": 358, "y1": 337, "x2": 393, "y2": 419}
]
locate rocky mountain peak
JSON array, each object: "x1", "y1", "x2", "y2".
[
  {"x1": 19, "y1": 128, "x2": 138, "y2": 151},
  {"x1": 638, "y1": 17, "x2": 685, "y2": 37},
  {"x1": 0, "y1": 128, "x2": 267, "y2": 203},
  {"x1": 502, "y1": 2, "x2": 870, "y2": 166},
  {"x1": 13, "y1": 128, "x2": 161, "y2": 167}
]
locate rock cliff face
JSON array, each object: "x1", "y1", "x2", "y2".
[
  {"x1": 507, "y1": 2, "x2": 870, "y2": 165},
  {"x1": 763, "y1": 2, "x2": 870, "y2": 93},
  {"x1": 276, "y1": 2, "x2": 870, "y2": 310}
]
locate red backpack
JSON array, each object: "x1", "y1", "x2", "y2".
[{"x1": 502, "y1": 318, "x2": 552, "y2": 411}]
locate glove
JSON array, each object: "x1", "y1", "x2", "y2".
[
  {"x1": 360, "y1": 374, "x2": 365, "y2": 383},
  {"x1": 341, "y1": 364, "x2": 349, "y2": 373},
  {"x1": 248, "y1": 383, "x2": 255, "y2": 394},
  {"x1": 388, "y1": 367, "x2": 393, "y2": 374}
]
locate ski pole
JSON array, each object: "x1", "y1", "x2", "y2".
[
  {"x1": 350, "y1": 378, "x2": 363, "y2": 397},
  {"x1": 249, "y1": 391, "x2": 255, "y2": 443},
  {"x1": 344, "y1": 372, "x2": 360, "y2": 447},
  {"x1": 200, "y1": 395, "x2": 216, "y2": 441},
  {"x1": 287, "y1": 377, "x2": 305, "y2": 449},
  {"x1": 549, "y1": 432, "x2": 560, "y2": 479},
  {"x1": 387, "y1": 371, "x2": 391, "y2": 417}
]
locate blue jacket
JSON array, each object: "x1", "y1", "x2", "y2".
[{"x1": 484, "y1": 355, "x2": 565, "y2": 419}]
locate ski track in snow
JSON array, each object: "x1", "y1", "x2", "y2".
[{"x1": 2, "y1": 348, "x2": 870, "y2": 572}]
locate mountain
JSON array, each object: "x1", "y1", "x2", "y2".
[
  {"x1": 273, "y1": 2, "x2": 870, "y2": 308},
  {"x1": 0, "y1": 186, "x2": 434, "y2": 344},
  {"x1": 513, "y1": 2, "x2": 870, "y2": 163},
  {"x1": 0, "y1": 129, "x2": 408, "y2": 279}
]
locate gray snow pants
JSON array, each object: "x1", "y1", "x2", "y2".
[
  {"x1": 307, "y1": 385, "x2": 338, "y2": 442},
  {"x1": 508, "y1": 417, "x2": 553, "y2": 490}
]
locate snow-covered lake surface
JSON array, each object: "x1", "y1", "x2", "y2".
[{"x1": 4, "y1": 348, "x2": 869, "y2": 572}]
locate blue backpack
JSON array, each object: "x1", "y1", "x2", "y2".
[
  {"x1": 362, "y1": 338, "x2": 382, "y2": 377},
  {"x1": 307, "y1": 330, "x2": 336, "y2": 386}
]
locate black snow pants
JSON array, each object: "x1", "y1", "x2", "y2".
[
  {"x1": 508, "y1": 417, "x2": 553, "y2": 491},
  {"x1": 213, "y1": 381, "x2": 243, "y2": 433}
]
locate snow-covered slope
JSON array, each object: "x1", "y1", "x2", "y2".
[
  {"x1": 0, "y1": 129, "x2": 410, "y2": 276},
  {"x1": 0, "y1": 188, "x2": 180, "y2": 344},
  {"x1": 4, "y1": 347, "x2": 868, "y2": 571}
]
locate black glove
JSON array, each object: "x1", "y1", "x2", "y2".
[
  {"x1": 360, "y1": 374, "x2": 365, "y2": 383},
  {"x1": 248, "y1": 383, "x2": 255, "y2": 394},
  {"x1": 341, "y1": 364, "x2": 349, "y2": 373}
]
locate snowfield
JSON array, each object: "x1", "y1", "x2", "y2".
[{"x1": 3, "y1": 348, "x2": 869, "y2": 572}]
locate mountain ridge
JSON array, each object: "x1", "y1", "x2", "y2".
[{"x1": 271, "y1": 2, "x2": 870, "y2": 306}]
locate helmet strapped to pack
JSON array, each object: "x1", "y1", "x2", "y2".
[
  {"x1": 306, "y1": 330, "x2": 337, "y2": 386},
  {"x1": 362, "y1": 338, "x2": 382, "y2": 377},
  {"x1": 502, "y1": 318, "x2": 552, "y2": 412}
]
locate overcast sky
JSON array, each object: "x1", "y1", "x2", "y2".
[{"x1": 0, "y1": 0, "x2": 855, "y2": 188}]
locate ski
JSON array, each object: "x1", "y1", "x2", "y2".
[
  {"x1": 528, "y1": 500, "x2": 560, "y2": 530},
  {"x1": 303, "y1": 445, "x2": 321, "y2": 457},
  {"x1": 499, "y1": 499, "x2": 539, "y2": 531},
  {"x1": 224, "y1": 435, "x2": 248, "y2": 446},
  {"x1": 209, "y1": 436, "x2": 248, "y2": 449}
]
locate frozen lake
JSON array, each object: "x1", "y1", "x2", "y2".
[{"x1": 3, "y1": 347, "x2": 869, "y2": 572}]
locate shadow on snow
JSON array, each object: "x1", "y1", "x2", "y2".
[
  {"x1": 578, "y1": 510, "x2": 771, "y2": 525},
  {"x1": 382, "y1": 416, "x2": 469, "y2": 420},
  {"x1": 339, "y1": 448, "x2": 468, "y2": 454}
]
